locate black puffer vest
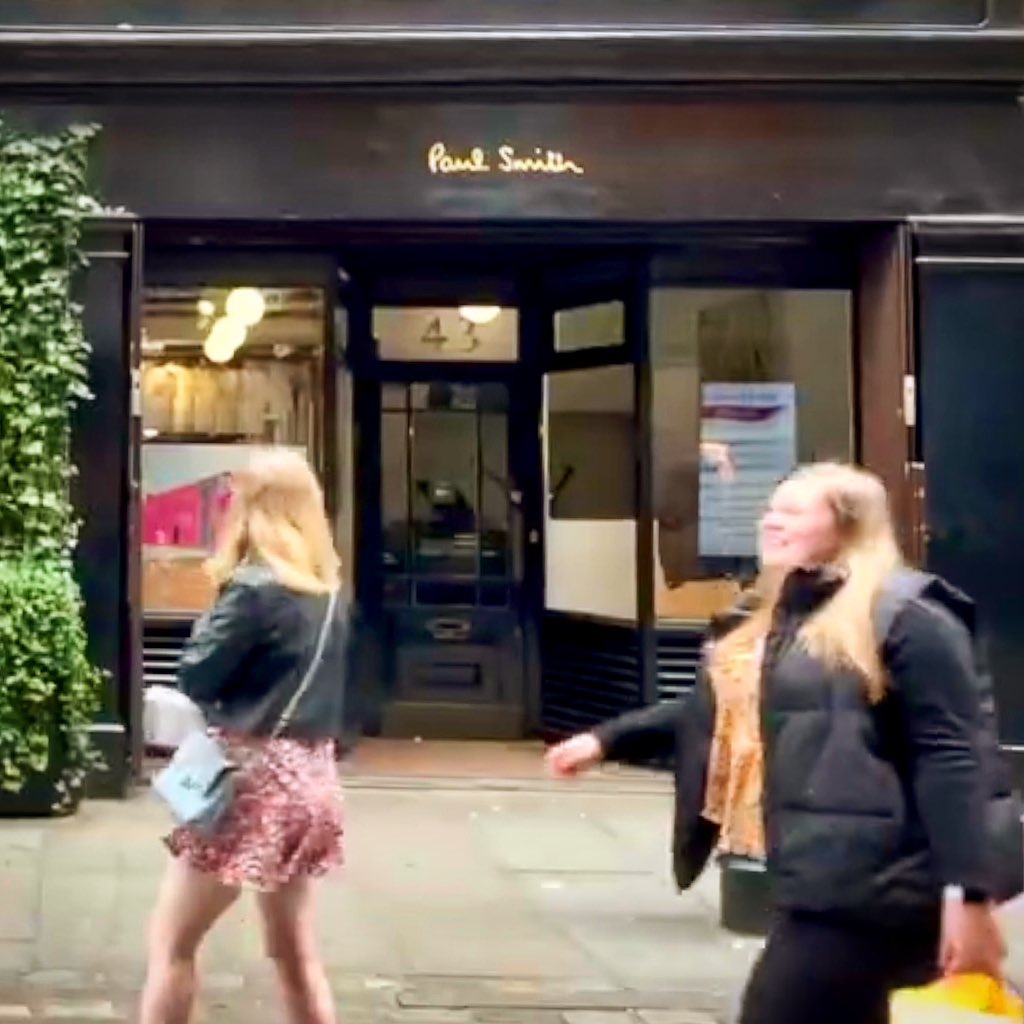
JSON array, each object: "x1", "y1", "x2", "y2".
[{"x1": 663, "y1": 569, "x2": 1019, "y2": 926}]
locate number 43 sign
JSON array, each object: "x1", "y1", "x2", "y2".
[{"x1": 420, "y1": 314, "x2": 480, "y2": 353}]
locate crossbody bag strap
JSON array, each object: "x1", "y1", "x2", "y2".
[{"x1": 270, "y1": 589, "x2": 339, "y2": 739}]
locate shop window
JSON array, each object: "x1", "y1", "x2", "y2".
[
  {"x1": 140, "y1": 285, "x2": 325, "y2": 615},
  {"x1": 374, "y1": 306, "x2": 518, "y2": 362},
  {"x1": 545, "y1": 365, "x2": 637, "y2": 621},
  {"x1": 651, "y1": 288, "x2": 852, "y2": 623}
]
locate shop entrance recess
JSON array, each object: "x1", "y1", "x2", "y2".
[
  {"x1": 348, "y1": 263, "x2": 536, "y2": 740},
  {"x1": 131, "y1": 226, "x2": 909, "y2": 750},
  {"x1": 345, "y1": 230, "x2": 897, "y2": 742}
]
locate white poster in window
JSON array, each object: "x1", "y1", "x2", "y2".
[{"x1": 698, "y1": 382, "x2": 797, "y2": 558}]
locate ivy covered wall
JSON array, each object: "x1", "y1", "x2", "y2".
[{"x1": 0, "y1": 120, "x2": 105, "y2": 804}]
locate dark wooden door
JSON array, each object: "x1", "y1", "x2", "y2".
[
  {"x1": 374, "y1": 377, "x2": 530, "y2": 738},
  {"x1": 915, "y1": 232, "x2": 1024, "y2": 757}
]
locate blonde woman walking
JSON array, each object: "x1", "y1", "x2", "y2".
[
  {"x1": 141, "y1": 449, "x2": 353, "y2": 1024},
  {"x1": 548, "y1": 463, "x2": 1017, "y2": 1024}
]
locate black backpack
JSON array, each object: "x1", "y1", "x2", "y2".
[{"x1": 874, "y1": 568, "x2": 1024, "y2": 904}]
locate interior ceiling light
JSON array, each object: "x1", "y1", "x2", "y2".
[
  {"x1": 204, "y1": 317, "x2": 247, "y2": 364},
  {"x1": 225, "y1": 287, "x2": 266, "y2": 327},
  {"x1": 458, "y1": 305, "x2": 501, "y2": 326},
  {"x1": 203, "y1": 337, "x2": 235, "y2": 364}
]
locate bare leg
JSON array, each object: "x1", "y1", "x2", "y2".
[
  {"x1": 258, "y1": 877, "x2": 336, "y2": 1024},
  {"x1": 139, "y1": 856, "x2": 240, "y2": 1024}
]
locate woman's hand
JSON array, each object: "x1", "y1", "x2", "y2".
[
  {"x1": 940, "y1": 899, "x2": 1006, "y2": 978},
  {"x1": 545, "y1": 733, "x2": 604, "y2": 778}
]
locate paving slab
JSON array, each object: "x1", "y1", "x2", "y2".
[
  {"x1": 0, "y1": 763, "x2": 748, "y2": 1022},
  {"x1": 561, "y1": 1012, "x2": 637, "y2": 1024}
]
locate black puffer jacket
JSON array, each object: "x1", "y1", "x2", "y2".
[
  {"x1": 177, "y1": 563, "x2": 362, "y2": 742},
  {"x1": 595, "y1": 568, "x2": 1015, "y2": 927}
]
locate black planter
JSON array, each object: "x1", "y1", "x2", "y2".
[
  {"x1": 0, "y1": 757, "x2": 84, "y2": 818},
  {"x1": 719, "y1": 856, "x2": 771, "y2": 936}
]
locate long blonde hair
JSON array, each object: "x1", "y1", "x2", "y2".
[
  {"x1": 717, "y1": 462, "x2": 903, "y2": 702},
  {"x1": 207, "y1": 448, "x2": 340, "y2": 594}
]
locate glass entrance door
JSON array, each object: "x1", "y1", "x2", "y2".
[
  {"x1": 382, "y1": 381, "x2": 513, "y2": 611},
  {"x1": 376, "y1": 379, "x2": 525, "y2": 738}
]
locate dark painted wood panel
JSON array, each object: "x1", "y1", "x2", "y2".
[
  {"x1": 3, "y1": 34, "x2": 1022, "y2": 87},
  {"x1": 72, "y1": 218, "x2": 141, "y2": 792},
  {"x1": 5, "y1": 92, "x2": 1024, "y2": 222},
  {"x1": 857, "y1": 226, "x2": 917, "y2": 559},
  {"x1": 917, "y1": 259, "x2": 1024, "y2": 749},
  {"x1": 0, "y1": 0, "x2": 987, "y2": 28}
]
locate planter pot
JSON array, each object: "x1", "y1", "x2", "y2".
[
  {"x1": 719, "y1": 856, "x2": 771, "y2": 936},
  {"x1": 0, "y1": 749, "x2": 84, "y2": 818},
  {"x1": 0, "y1": 776, "x2": 82, "y2": 818}
]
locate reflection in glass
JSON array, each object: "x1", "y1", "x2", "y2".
[
  {"x1": 413, "y1": 409, "x2": 477, "y2": 577},
  {"x1": 382, "y1": 382, "x2": 407, "y2": 411},
  {"x1": 544, "y1": 366, "x2": 637, "y2": 621},
  {"x1": 335, "y1": 354, "x2": 355, "y2": 597},
  {"x1": 481, "y1": 414, "x2": 510, "y2": 578},
  {"x1": 140, "y1": 285, "x2": 324, "y2": 615},
  {"x1": 381, "y1": 411, "x2": 409, "y2": 575},
  {"x1": 554, "y1": 301, "x2": 624, "y2": 353},
  {"x1": 650, "y1": 288, "x2": 853, "y2": 622},
  {"x1": 380, "y1": 382, "x2": 512, "y2": 609}
]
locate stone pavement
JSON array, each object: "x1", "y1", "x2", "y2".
[{"x1": 0, "y1": 752, "x2": 763, "y2": 1023}]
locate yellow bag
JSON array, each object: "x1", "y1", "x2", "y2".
[{"x1": 891, "y1": 975, "x2": 1024, "y2": 1022}]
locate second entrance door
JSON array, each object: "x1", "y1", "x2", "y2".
[{"x1": 377, "y1": 379, "x2": 527, "y2": 738}]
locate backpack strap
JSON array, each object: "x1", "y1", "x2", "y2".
[
  {"x1": 873, "y1": 568, "x2": 934, "y2": 646},
  {"x1": 874, "y1": 567, "x2": 977, "y2": 649}
]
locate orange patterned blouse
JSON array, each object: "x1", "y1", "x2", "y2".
[{"x1": 701, "y1": 634, "x2": 766, "y2": 860}]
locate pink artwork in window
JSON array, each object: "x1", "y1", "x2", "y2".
[{"x1": 144, "y1": 473, "x2": 233, "y2": 550}]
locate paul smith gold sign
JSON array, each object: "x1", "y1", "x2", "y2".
[{"x1": 427, "y1": 142, "x2": 585, "y2": 176}]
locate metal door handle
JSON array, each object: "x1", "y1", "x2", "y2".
[{"x1": 427, "y1": 617, "x2": 471, "y2": 642}]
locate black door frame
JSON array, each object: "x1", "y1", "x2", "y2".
[
  {"x1": 528, "y1": 255, "x2": 656, "y2": 725},
  {"x1": 347, "y1": 269, "x2": 540, "y2": 736}
]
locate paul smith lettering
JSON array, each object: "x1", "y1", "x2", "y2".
[{"x1": 427, "y1": 142, "x2": 585, "y2": 176}]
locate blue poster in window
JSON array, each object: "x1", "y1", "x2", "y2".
[{"x1": 699, "y1": 382, "x2": 797, "y2": 558}]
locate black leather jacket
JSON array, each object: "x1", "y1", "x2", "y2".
[{"x1": 176, "y1": 563, "x2": 358, "y2": 742}]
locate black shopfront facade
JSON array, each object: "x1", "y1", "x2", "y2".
[{"x1": 4, "y1": 2, "x2": 1024, "y2": 794}]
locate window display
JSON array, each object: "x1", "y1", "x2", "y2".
[
  {"x1": 651, "y1": 288, "x2": 853, "y2": 622},
  {"x1": 141, "y1": 285, "x2": 325, "y2": 615}
]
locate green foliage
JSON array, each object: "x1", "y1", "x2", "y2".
[
  {"x1": 0, "y1": 119, "x2": 105, "y2": 802},
  {"x1": 0, "y1": 121, "x2": 98, "y2": 556},
  {"x1": 0, "y1": 560, "x2": 104, "y2": 799}
]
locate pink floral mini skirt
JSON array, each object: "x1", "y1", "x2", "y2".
[{"x1": 165, "y1": 732, "x2": 344, "y2": 891}]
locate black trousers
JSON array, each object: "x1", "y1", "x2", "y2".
[{"x1": 738, "y1": 911, "x2": 941, "y2": 1024}]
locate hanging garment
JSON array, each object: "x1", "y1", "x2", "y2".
[
  {"x1": 213, "y1": 369, "x2": 240, "y2": 436},
  {"x1": 142, "y1": 363, "x2": 180, "y2": 434},
  {"x1": 191, "y1": 368, "x2": 221, "y2": 436},
  {"x1": 169, "y1": 364, "x2": 196, "y2": 434}
]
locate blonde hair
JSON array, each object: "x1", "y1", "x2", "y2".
[
  {"x1": 717, "y1": 462, "x2": 903, "y2": 702},
  {"x1": 207, "y1": 448, "x2": 340, "y2": 595}
]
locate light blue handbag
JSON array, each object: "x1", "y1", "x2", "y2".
[{"x1": 153, "y1": 589, "x2": 338, "y2": 835}]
